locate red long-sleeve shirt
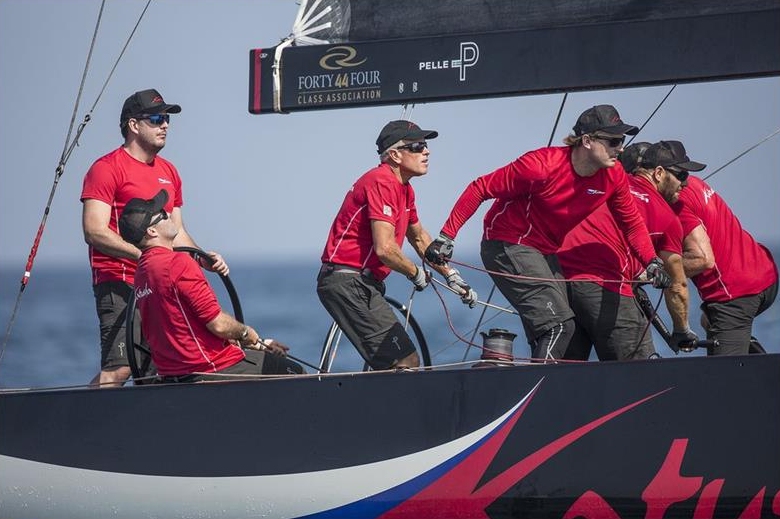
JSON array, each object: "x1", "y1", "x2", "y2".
[{"x1": 441, "y1": 146, "x2": 656, "y2": 264}]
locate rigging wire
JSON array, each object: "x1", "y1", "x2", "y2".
[
  {"x1": 547, "y1": 92, "x2": 568, "y2": 147},
  {"x1": 0, "y1": 0, "x2": 153, "y2": 363},
  {"x1": 626, "y1": 84, "x2": 676, "y2": 146},
  {"x1": 703, "y1": 127, "x2": 780, "y2": 182}
]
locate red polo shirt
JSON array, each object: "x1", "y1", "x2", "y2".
[
  {"x1": 673, "y1": 175, "x2": 777, "y2": 302},
  {"x1": 134, "y1": 247, "x2": 244, "y2": 376},
  {"x1": 321, "y1": 163, "x2": 418, "y2": 281},
  {"x1": 81, "y1": 147, "x2": 183, "y2": 285}
]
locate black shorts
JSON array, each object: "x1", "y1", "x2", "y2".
[
  {"x1": 162, "y1": 350, "x2": 305, "y2": 382},
  {"x1": 565, "y1": 281, "x2": 655, "y2": 361},
  {"x1": 702, "y1": 280, "x2": 778, "y2": 356},
  {"x1": 216, "y1": 350, "x2": 304, "y2": 377},
  {"x1": 93, "y1": 281, "x2": 150, "y2": 371},
  {"x1": 317, "y1": 265, "x2": 416, "y2": 370},
  {"x1": 480, "y1": 240, "x2": 575, "y2": 344}
]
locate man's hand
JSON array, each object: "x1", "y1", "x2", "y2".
[
  {"x1": 408, "y1": 265, "x2": 431, "y2": 291},
  {"x1": 199, "y1": 251, "x2": 229, "y2": 276},
  {"x1": 424, "y1": 233, "x2": 454, "y2": 265},
  {"x1": 236, "y1": 324, "x2": 260, "y2": 347},
  {"x1": 446, "y1": 269, "x2": 478, "y2": 308},
  {"x1": 246, "y1": 337, "x2": 289, "y2": 356},
  {"x1": 670, "y1": 327, "x2": 699, "y2": 353},
  {"x1": 645, "y1": 257, "x2": 672, "y2": 289}
]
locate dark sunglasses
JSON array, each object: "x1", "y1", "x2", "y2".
[
  {"x1": 395, "y1": 141, "x2": 429, "y2": 153},
  {"x1": 592, "y1": 135, "x2": 625, "y2": 148},
  {"x1": 665, "y1": 166, "x2": 689, "y2": 182},
  {"x1": 139, "y1": 114, "x2": 170, "y2": 126},
  {"x1": 149, "y1": 209, "x2": 168, "y2": 227}
]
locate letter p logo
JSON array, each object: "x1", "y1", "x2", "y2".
[{"x1": 458, "y1": 42, "x2": 479, "y2": 81}]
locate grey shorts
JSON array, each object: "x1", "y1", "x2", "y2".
[
  {"x1": 161, "y1": 350, "x2": 304, "y2": 382},
  {"x1": 565, "y1": 281, "x2": 656, "y2": 361},
  {"x1": 480, "y1": 240, "x2": 575, "y2": 344},
  {"x1": 316, "y1": 265, "x2": 416, "y2": 370},
  {"x1": 93, "y1": 281, "x2": 149, "y2": 371},
  {"x1": 702, "y1": 279, "x2": 778, "y2": 356}
]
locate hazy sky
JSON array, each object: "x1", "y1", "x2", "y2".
[{"x1": 0, "y1": 0, "x2": 777, "y2": 268}]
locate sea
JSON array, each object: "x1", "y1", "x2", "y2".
[{"x1": 1, "y1": 249, "x2": 779, "y2": 390}]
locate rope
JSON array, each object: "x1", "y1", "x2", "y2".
[
  {"x1": 427, "y1": 274, "x2": 586, "y2": 365},
  {"x1": 461, "y1": 285, "x2": 495, "y2": 362},
  {"x1": 445, "y1": 258, "x2": 647, "y2": 286},
  {"x1": 0, "y1": 0, "x2": 153, "y2": 365}
]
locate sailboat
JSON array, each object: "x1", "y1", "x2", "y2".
[{"x1": 1, "y1": 1, "x2": 779, "y2": 518}]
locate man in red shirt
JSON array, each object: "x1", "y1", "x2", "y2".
[
  {"x1": 558, "y1": 141, "x2": 701, "y2": 360},
  {"x1": 118, "y1": 190, "x2": 303, "y2": 381},
  {"x1": 318, "y1": 120, "x2": 478, "y2": 370},
  {"x1": 669, "y1": 142, "x2": 778, "y2": 355},
  {"x1": 426, "y1": 105, "x2": 670, "y2": 361},
  {"x1": 81, "y1": 89, "x2": 228, "y2": 387}
]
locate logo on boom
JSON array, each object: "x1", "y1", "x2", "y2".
[
  {"x1": 418, "y1": 42, "x2": 480, "y2": 81},
  {"x1": 319, "y1": 46, "x2": 367, "y2": 70}
]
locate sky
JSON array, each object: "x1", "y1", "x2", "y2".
[{"x1": 0, "y1": 2, "x2": 778, "y2": 344}]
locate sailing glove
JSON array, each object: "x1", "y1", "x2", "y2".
[
  {"x1": 446, "y1": 269, "x2": 478, "y2": 308},
  {"x1": 645, "y1": 257, "x2": 672, "y2": 289},
  {"x1": 670, "y1": 327, "x2": 699, "y2": 353},
  {"x1": 424, "y1": 233, "x2": 454, "y2": 265},
  {"x1": 408, "y1": 265, "x2": 431, "y2": 291}
]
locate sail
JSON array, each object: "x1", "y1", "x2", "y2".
[{"x1": 248, "y1": 0, "x2": 780, "y2": 114}]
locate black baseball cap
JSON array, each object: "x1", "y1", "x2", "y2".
[
  {"x1": 118, "y1": 189, "x2": 169, "y2": 245},
  {"x1": 642, "y1": 140, "x2": 706, "y2": 171},
  {"x1": 376, "y1": 120, "x2": 438, "y2": 154},
  {"x1": 120, "y1": 89, "x2": 181, "y2": 125},
  {"x1": 619, "y1": 142, "x2": 652, "y2": 174},
  {"x1": 573, "y1": 105, "x2": 639, "y2": 136}
]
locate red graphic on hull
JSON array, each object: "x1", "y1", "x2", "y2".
[
  {"x1": 380, "y1": 387, "x2": 672, "y2": 518},
  {"x1": 379, "y1": 387, "x2": 779, "y2": 519},
  {"x1": 570, "y1": 439, "x2": 774, "y2": 519}
]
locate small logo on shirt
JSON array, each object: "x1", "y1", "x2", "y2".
[
  {"x1": 135, "y1": 284, "x2": 153, "y2": 299},
  {"x1": 703, "y1": 187, "x2": 715, "y2": 204},
  {"x1": 158, "y1": 177, "x2": 172, "y2": 184},
  {"x1": 631, "y1": 189, "x2": 649, "y2": 204},
  {"x1": 383, "y1": 205, "x2": 393, "y2": 216},
  {"x1": 586, "y1": 188, "x2": 606, "y2": 195}
]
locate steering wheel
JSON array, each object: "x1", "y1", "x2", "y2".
[{"x1": 125, "y1": 247, "x2": 244, "y2": 385}]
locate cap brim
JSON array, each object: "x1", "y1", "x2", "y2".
[
  {"x1": 676, "y1": 160, "x2": 707, "y2": 172},
  {"x1": 407, "y1": 129, "x2": 438, "y2": 141},
  {"x1": 146, "y1": 103, "x2": 182, "y2": 114},
  {"x1": 150, "y1": 189, "x2": 169, "y2": 213},
  {"x1": 602, "y1": 123, "x2": 639, "y2": 136}
]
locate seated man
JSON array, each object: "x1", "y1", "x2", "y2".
[{"x1": 118, "y1": 189, "x2": 303, "y2": 382}]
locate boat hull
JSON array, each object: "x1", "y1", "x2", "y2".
[{"x1": 1, "y1": 355, "x2": 778, "y2": 518}]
